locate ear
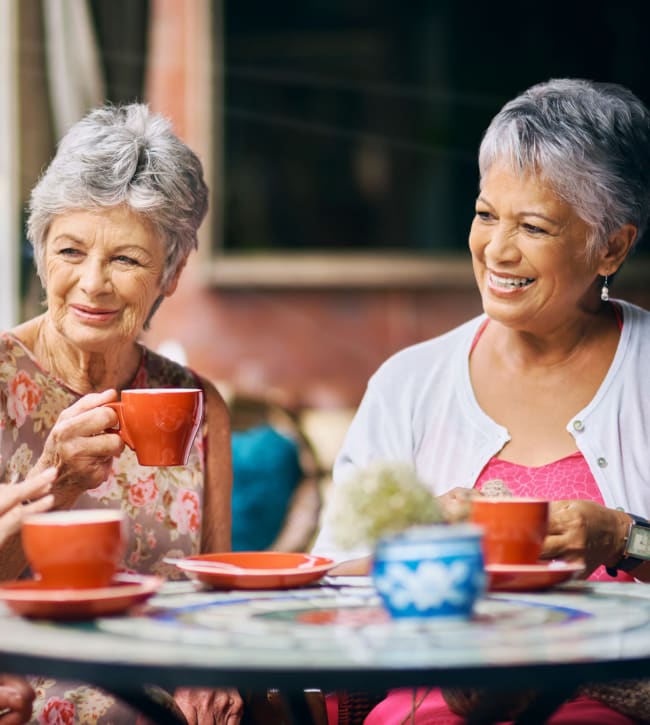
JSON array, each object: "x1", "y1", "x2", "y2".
[
  {"x1": 163, "y1": 258, "x2": 188, "y2": 297},
  {"x1": 598, "y1": 223, "x2": 637, "y2": 276}
]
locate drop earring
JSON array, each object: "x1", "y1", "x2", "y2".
[{"x1": 600, "y1": 275, "x2": 610, "y2": 302}]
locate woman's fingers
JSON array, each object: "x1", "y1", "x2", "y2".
[
  {"x1": 0, "y1": 469, "x2": 57, "y2": 543},
  {"x1": 541, "y1": 499, "x2": 623, "y2": 576},
  {"x1": 0, "y1": 468, "x2": 57, "y2": 511},
  {"x1": 41, "y1": 389, "x2": 121, "y2": 462},
  {"x1": 217, "y1": 689, "x2": 243, "y2": 725},
  {"x1": 438, "y1": 487, "x2": 478, "y2": 522},
  {"x1": 57, "y1": 389, "x2": 118, "y2": 420},
  {"x1": 173, "y1": 687, "x2": 243, "y2": 725},
  {"x1": 18, "y1": 494, "x2": 56, "y2": 517},
  {"x1": 327, "y1": 556, "x2": 371, "y2": 576}
]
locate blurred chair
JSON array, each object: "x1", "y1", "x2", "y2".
[
  {"x1": 227, "y1": 390, "x2": 323, "y2": 553},
  {"x1": 298, "y1": 406, "x2": 355, "y2": 512}
]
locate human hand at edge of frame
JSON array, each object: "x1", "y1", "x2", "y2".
[
  {"x1": 174, "y1": 687, "x2": 243, "y2": 725},
  {"x1": 0, "y1": 468, "x2": 56, "y2": 545},
  {"x1": 0, "y1": 674, "x2": 36, "y2": 725},
  {"x1": 437, "y1": 487, "x2": 480, "y2": 523},
  {"x1": 326, "y1": 556, "x2": 371, "y2": 576}
]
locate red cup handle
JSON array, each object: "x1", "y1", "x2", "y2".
[{"x1": 103, "y1": 402, "x2": 135, "y2": 450}]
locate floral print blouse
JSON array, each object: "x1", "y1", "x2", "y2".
[{"x1": 0, "y1": 332, "x2": 208, "y2": 723}]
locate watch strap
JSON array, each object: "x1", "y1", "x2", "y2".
[{"x1": 606, "y1": 513, "x2": 650, "y2": 577}]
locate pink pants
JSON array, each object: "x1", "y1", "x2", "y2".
[{"x1": 327, "y1": 688, "x2": 637, "y2": 724}]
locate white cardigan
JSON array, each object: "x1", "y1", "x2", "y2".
[{"x1": 313, "y1": 299, "x2": 650, "y2": 560}]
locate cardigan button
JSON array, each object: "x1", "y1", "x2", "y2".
[
  {"x1": 597, "y1": 457, "x2": 608, "y2": 468},
  {"x1": 573, "y1": 420, "x2": 584, "y2": 432}
]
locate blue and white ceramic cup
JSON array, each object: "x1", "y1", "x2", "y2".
[{"x1": 372, "y1": 524, "x2": 485, "y2": 619}]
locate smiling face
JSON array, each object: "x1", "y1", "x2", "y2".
[
  {"x1": 43, "y1": 206, "x2": 175, "y2": 353},
  {"x1": 469, "y1": 162, "x2": 607, "y2": 332}
]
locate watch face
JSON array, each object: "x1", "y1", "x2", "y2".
[{"x1": 627, "y1": 524, "x2": 650, "y2": 560}]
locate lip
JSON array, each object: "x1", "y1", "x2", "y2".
[
  {"x1": 70, "y1": 304, "x2": 119, "y2": 323},
  {"x1": 487, "y1": 270, "x2": 535, "y2": 296}
]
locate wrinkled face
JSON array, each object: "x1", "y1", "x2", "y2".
[
  {"x1": 44, "y1": 206, "x2": 169, "y2": 352},
  {"x1": 469, "y1": 162, "x2": 600, "y2": 331}
]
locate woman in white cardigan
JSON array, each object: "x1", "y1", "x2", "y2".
[{"x1": 314, "y1": 78, "x2": 650, "y2": 724}]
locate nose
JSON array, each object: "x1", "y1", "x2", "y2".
[
  {"x1": 484, "y1": 222, "x2": 521, "y2": 264},
  {"x1": 79, "y1": 257, "x2": 112, "y2": 295}
]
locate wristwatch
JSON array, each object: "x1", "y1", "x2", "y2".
[{"x1": 606, "y1": 513, "x2": 650, "y2": 577}]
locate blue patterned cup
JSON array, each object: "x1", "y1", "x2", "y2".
[{"x1": 372, "y1": 524, "x2": 485, "y2": 619}]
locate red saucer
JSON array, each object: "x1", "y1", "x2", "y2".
[
  {"x1": 0, "y1": 573, "x2": 163, "y2": 619},
  {"x1": 486, "y1": 561, "x2": 584, "y2": 592},
  {"x1": 172, "y1": 552, "x2": 335, "y2": 590}
]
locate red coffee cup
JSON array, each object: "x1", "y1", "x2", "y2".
[
  {"x1": 105, "y1": 388, "x2": 203, "y2": 466},
  {"x1": 22, "y1": 509, "x2": 126, "y2": 589},
  {"x1": 470, "y1": 497, "x2": 549, "y2": 565}
]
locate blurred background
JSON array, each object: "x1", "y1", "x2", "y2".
[{"x1": 3, "y1": 0, "x2": 650, "y2": 462}]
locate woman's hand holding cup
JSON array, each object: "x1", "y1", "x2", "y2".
[
  {"x1": 34, "y1": 389, "x2": 125, "y2": 506},
  {"x1": 543, "y1": 499, "x2": 631, "y2": 577}
]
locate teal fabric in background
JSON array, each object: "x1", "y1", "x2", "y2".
[{"x1": 231, "y1": 425, "x2": 303, "y2": 551}]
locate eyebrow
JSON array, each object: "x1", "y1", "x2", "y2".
[
  {"x1": 476, "y1": 196, "x2": 561, "y2": 225},
  {"x1": 519, "y1": 211, "x2": 561, "y2": 225},
  {"x1": 52, "y1": 234, "x2": 150, "y2": 252},
  {"x1": 52, "y1": 233, "x2": 83, "y2": 243}
]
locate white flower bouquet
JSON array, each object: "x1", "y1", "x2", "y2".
[{"x1": 325, "y1": 461, "x2": 446, "y2": 549}]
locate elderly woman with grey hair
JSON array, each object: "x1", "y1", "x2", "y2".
[
  {"x1": 0, "y1": 105, "x2": 242, "y2": 724},
  {"x1": 313, "y1": 79, "x2": 650, "y2": 723}
]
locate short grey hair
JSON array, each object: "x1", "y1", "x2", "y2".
[
  {"x1": 479, "y1": 78, "x2": 650, "y2": 258},
  {"x1": 27, "y1": 103, "x2": 208, "y2": 291}
]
